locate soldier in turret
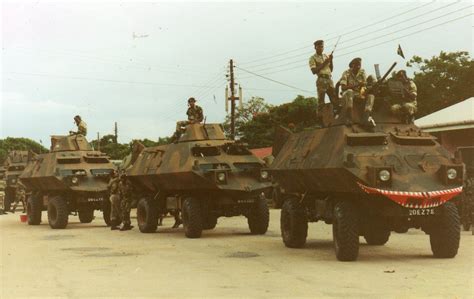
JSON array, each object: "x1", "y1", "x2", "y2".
[
  {"x1": 173, "y1": 97, "x2": 204, "y2": 141},
  {"x1": 390, "y1": 70, "x2": 418, "y2": 124},
  {"x1": 69, "y1": 115, "x2": 87, "y2": 136}
]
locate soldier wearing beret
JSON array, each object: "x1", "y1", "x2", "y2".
[
  {"x1": 309, "y1": 40, "x2": 340, "y2": 122},
  {"x1": 339, "y1": 57, "x2": 376, "y2": 128}
]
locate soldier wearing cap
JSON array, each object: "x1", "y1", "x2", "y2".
[
  {"x1": 69, "y1": 115, "x2": 87, "y2": 136},
  {"x1": 390, "y1": 70, "x2": 418, "y2": 124},
  {"x1": 309, "y1": 40, "x2": 340, "y2": 120},
  {"x1": 174, "y1": 97, "x2": 204, "y2": 139},
  {"x1": 339, "y1": 57, "x2": 376, "y2": 127}
]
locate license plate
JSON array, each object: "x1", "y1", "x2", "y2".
[
  {"x1": 81, "y1": 197, "x2": 103, "y2": 203},
  {"x1": 237, "y1": 199, "x2": 255, "y2": 204},
  {"x1": 408, "y1": 208, "x2": 435, "y2": 216}
]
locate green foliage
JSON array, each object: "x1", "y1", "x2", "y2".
[
  {"x1": 0, "y1": 137, "x2": 48, "y2": 163},
  {"x1": 406, "y1": 51, "x2": 474, "y2": 117},
  {"x1": 89, "y1": 135, "x2": 171, "y2": 160},
  {"x1": 224, "y1": 95, "x2": 319, "y2": 149}
]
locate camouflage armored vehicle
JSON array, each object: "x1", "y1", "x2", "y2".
[
  {"x1": 125, "y1": 123, "x2": 272, "y2": 238},
  {"x1": 20, "y1": 135, "x2": 114, "y2": 229},
  {"x1": 270, "y1": 66, "x2": 464, "y2": 261},
  {"x1": 3, "y1": 151, "x2": 29, "y2": 212}
]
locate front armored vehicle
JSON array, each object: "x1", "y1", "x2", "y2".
[
  {"x1": 126, "y1": 123, "x2": 271, "y2": 238},
  {"x1": 3, "y1": 151, "x2": 28, "y2": 212},
  {"x1": 20, "y1": 135, "x2": 114, "y2": 228},
  {"x1": 270, "y1": 67, "x2": 464, "y2": 261}
]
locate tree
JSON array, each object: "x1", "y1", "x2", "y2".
[
  {"x1": 0, "y1": 137, "x2": 48, "y2": 163},
  {"x1": 406, "y1": 51, "x2": 474, "y2": 117},
  {"x1": 223, "y1": 97, "x2": 272, "y2": 139}
]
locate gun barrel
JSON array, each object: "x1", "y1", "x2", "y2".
[{"x1": 380, "y1": 62, "x2": 397, "y2": 82}]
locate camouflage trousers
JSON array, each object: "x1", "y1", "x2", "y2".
[
  {"x1": 341, "y1": 89, "x2": 374, "y2": 112},
  {"x1": 176, "y1": 120, "x2": 190, "y2": 131},
  {"x1": 121, "y1": 196, "x2": 132, "y2": 226},
  {"x1": 109, "y1": 194, "x2": 121, "y2": 225},
  {"x1": 316, "y1": 77, "x2": 336, "y2": 108},
  {"x1": 391, "y1": 101, "x2": 417, "y2": 116},
  {"x1": 11, "y1": 190, "x2": 26, "y2": 213}
]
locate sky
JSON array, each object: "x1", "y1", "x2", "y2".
[{"x1": 1, "y1": 0, "x2": 472, "y2": 147}]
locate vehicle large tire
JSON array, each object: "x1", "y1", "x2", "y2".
[
  {"x1": 247, "y1": 196, "x2": 269, "y2": 235},
  {"x1": 281, "y1": 198, "x2": 308, "y2": 248},
  {"x1": 363, "y1": 220, "x2": 390, "y2": 245},
  {"x1": 102, "y1": 198, "x2": 111, "y2": 226},
  {"x1": 27, "y1": 194, "x2": 42, "y2": 225},
  {"x1": 137, "y1": 198, "x2": 158, "y2": 233},
  {"x1": 78, "y1": 208, "x2": 94, "y2": 223},
  {"x1": 47, "y1": 196, "x2": 69, "y2": 229},
  {"x1": 429, "y1": 202, "x2": 460, "y2": 258},
  {"x1": 182, "y1": 197, "x2": 203, "y2": 238},
  {"x1": 333, "y1": 201, "x2": 359, "y2": 261},
  {"x1": 203, "y1": 215, "x2": 218, "y2": 230}
]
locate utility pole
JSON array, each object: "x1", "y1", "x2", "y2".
[
  {"x1": 229, "y1": 59, "x2": 236, "y2": 140},
  {"x1": 114, "y1": 122, "x2": 118, "y2": 143},
  {"x1": 97, "y1": 132, "x2": 100, "y2": 151}
]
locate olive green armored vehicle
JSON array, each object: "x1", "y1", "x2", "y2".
[
  {"x1": 125, "y1": 123, "x2": 272, "y2": 238},
  {"x1": 20, "y1": 135, "x2": 114, "y2": 229},
  {"x1": 270, "y1": 67, "x2": 464, "y2": 261},
  {"x1": 3, "y1": 151, "x2": 28, "y2": 212}
]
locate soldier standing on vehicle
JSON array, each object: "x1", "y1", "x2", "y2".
[
  {"x1": 11, "y1": 182, "x2": 26, "y2": 213},
  {"x1": 390, "y1": 70, "x2": 418, "y2": 124},
  {"x1": 108, "y1": 170, "x2": 121, "y2": 230},
  {"x1": 339, "y1": 57, "x2": 376, "y2": 127},
  {"x1": 119, "y1": 172, "x2": 134, "y2": 231},
  {"x1": 309, "y1": 40, "x2": 340, "y2": 121},
  {"x1": 69, "y1": 115, "x2": 87, "y2": 136}
]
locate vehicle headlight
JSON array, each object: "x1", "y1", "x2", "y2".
[
  {"x1": 260, "y1": 170, "x2": 269, "y2": 180},
  {"x1": 217, "y1": 172, "x2": 226, "y2": 182},
  {"x1": 379, "y1": 170, "x2": 391, "y2": 182},
  {"x1": 447, "y1": 168, "x2": 457, "y2": 180},
  {"x1": 71, "y1": 177, "x2": 79, "y2": 184}
]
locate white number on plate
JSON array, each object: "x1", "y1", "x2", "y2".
[{"x1": 408, "y1": 208, "x2": 435, "y2": 216}]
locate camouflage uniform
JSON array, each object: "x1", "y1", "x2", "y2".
[
  {"x1": 309, "y1": 53, "x2": 336, "y2": 110},
  {"x1": 390, "y1": 80, "x2": 417, "y2": 117},
  {"x1": 461, "y1": 177, "x2": 473, "y2": 230},
  {"x1": 119, "y1": 176, "x2": 133, "y2": 228},
  {"x1": 11, "y1": 183, "x2": 26, "y2": 213},
  {"x1": 339, "y1": 69, "x2": 375, "y2": 112},
  {"x1": 70, "y1": 120, "x2": 88, "y2": 136},
  {"x1": 176, "y1": 105, "x2": 204, "y2": 131},
  {"x1": 108, "y1": 176, "x2": 121, "y2": 226}
]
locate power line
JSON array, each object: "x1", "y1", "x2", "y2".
[
  {"x1": 243, "y1": 8, "x2": 472, "y2": 75},
  {"x1": 6, "y1": 71, "x2": 221, "y2": 88},
  {"x1": 235, "y1": 66, "x2": 313, "y2": 94},
  {"x1": 238, "y1": 1, "x2": 435, "y2": 66}
]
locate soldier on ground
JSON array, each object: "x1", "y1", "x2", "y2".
[
  {"x1": 118, "y1": 172, "x2": 134, "y2": 231},
  {"x1": 69, "y1": 115, "x2": 88, "y2": 136},
  {"x1": 309, "y1": 40, "x2": 341, "y2": 121},
  {"x1": 173, "y1": 97, "x2": 204, "y2": 141},
  {"x1": 390, "y1": 70, "x2": 418, "y2": 124},
  {"x1": 108, "y1": 170, "x2": 121, "y2": 230},
  {"x1": 11, "y1": 182, "x2": 26, "y2": 214},
  {"x1": 339, "y1": 57, "x2": 376, "y2": 128}
]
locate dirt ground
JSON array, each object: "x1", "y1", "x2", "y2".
[{"x1": 0, "y1": 209, "x2": 472, "y2": 299}]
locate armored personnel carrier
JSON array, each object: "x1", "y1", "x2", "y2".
[
  {"x1": 20, "y1": 135, "x2": 114, "y2": 229},
  {"x1": 125, "y1": 123, "x2": 271, "y2": 238},
  {"x1": 270, "y1": 66, "x2": 464, "y2": 261},
  {"x1": 3, "y1": 151, "x2": 28, "y2": 212}
]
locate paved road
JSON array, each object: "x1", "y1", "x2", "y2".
[{"x1": 0, "y1": 209, "x2": 472, "y2": 299}]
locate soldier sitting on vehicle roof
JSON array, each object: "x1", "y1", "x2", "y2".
[
  {"x1": 172, "y1": 97, "x2": 204, "y2": 141},
  {"x1": 69, "y1": 115, "x2": 87, "y2": 136},
  {"x1": 389, "y1": 70, "x2": 418, "y2": 124}
]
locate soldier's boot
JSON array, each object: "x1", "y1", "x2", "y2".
[
  {"x1": 120, "y1": 223, "x2": 134, "y2": 231},
  {"x1": 345, "y1": 107, "x2": 353, "y2": 126},
  {"x1": 362, "y1": 111, "x2": 376, "y2": 131},
  {"x1": 110, "y1": 219, "x2": 120, "y2": 230},
  {"x1": 172, "y1": 213, "x2": 182, "y2": 228}
]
